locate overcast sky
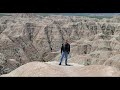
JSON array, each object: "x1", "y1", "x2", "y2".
[
  {"x1": 0, "y1": 13, "x2": 120, "y2": 17},
  {"x1": 38, "y1": 13, "x2": 120, "y2": 16}
]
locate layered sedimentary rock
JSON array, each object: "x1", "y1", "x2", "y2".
[{"x1": 1, "y1": 13, "x2": 120, "y2": 75}]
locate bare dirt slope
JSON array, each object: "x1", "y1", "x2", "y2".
[{"x1": 1, "y1": 61, "x2": 120, "y2": 77}]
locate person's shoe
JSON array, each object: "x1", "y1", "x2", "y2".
[
  {"x1": 59, "y1": 63, "x2": 61, "y2": 65},
  {"x1": 65, "y1": 64, "x2": 68, "y2": 65}
]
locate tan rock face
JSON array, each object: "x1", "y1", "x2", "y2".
[{"x1": 1, "y1": 61, "x2": 120, "y2": 77}]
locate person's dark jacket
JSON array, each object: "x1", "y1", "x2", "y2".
[{"x1": 61, "y1": 43, "x2": 70, "y2": 54}]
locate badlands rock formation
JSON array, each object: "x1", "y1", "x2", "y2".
[
  {"x1": 2, "y1": 61, "x2": 120, "y2": 77},
  {"x1": 1, "y1": 13, "x2": 120, "y2": 76}
]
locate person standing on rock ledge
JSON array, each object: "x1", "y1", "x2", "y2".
[{"x1": 59, "y1": 40, "x2": 70, "y2": 65}]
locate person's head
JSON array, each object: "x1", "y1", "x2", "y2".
[
  {"x1": 62, "y1": 40, "x2": 69, "y2": 45},
  {"x1": 65, "y1": 40, "x2": 68, "y2": 44}
]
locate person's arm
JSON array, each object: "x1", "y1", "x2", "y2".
[
  {"x1": 69, "y1": 45, "x2": 70, "y2": 53},
  {"x1": 68, "y1": 44, "x2": 70, "y2": 54},
  {"x1": 61, "y1": 46, "x2": 63, "y2": 54}
]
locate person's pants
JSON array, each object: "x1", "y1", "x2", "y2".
[{"x1": 59, "y1": 51, "x2": 68, "y2": 65}]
